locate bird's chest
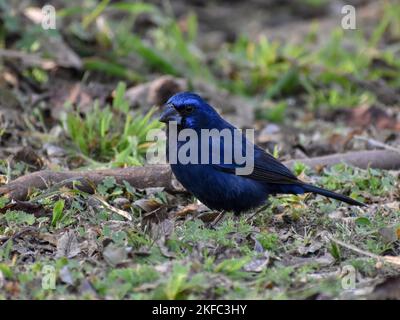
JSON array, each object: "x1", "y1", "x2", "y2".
[{"x1": 171, "y1": 163, "x2": 226, "y2": 192}]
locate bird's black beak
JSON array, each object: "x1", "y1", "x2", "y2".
[{"x1": 159, "y1": 104, "x2": 182, "y2": 125}]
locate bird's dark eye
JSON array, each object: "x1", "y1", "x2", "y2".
[{"x1": 182, "y1": 105, "x2": 194, "y2": 115}]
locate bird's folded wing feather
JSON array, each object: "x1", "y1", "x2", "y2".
[{"x1": 212, "y1": 144, "x2": 300, "y2": 185}]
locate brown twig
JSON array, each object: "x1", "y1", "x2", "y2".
[
  {"x1": 0, "y1": 150, "x2": 399, "y2": 201},
  {"x1": 284, "y1": 150, "x2": 400, "y2": 171},
  {"x1": 326, "y1": 234, "x2": 400, "y2": 268},
  {"x1": 353, "y1": 136, "x2": 400, "y2": 155},
  {"x1": 0, "y1": 164, "x2": 178, "y2": 201}
]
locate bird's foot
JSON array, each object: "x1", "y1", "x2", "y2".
[
  {"x1": 245, "y1": 210, "x2": 260, "y2": 223},
  {"x1": 208, "y1": 211, "x2": 225, "y2": 229},
  {"x1": 245, "y1": 202, "x2": 270, "y2": 224}
]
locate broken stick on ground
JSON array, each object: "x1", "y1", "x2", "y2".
[{"x1": 1, "y1": 149, "x2": 399, "y2": 201}]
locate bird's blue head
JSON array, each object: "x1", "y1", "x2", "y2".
[{"x1": 159, "y1": 92, "x2": 220, "y2": 129}]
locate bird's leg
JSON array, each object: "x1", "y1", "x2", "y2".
[
  {"x1": 245, "y1": 200, "x2": 271, "y2": 223},
  {"x1": 245, "y1": 209, "x2": 263, "y2": 224},
  {"x1": 209, "y1": 211, "x2": 225, "y2": 228}
]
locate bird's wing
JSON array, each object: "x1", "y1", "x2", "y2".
[
  {"x1": 212, "y1": 144, "x2": 300, "y2": 185},
  {"x1": 206, "y1": 118, "x2": 300, "y2": 185}
]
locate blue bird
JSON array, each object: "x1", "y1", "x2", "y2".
[{"x1": 159, "y1": 92, "x2": 365, "y2": 214}]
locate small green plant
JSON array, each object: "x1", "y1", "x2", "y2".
[
  {"x1": 64, "y1": 82, "x2": 162, "y2": 167},
  {"x1": 4, "y1": 210, "x2": 36, "y2": 226},
  {"x1": 214, "y1": 257, "x2": 249, "y2": 276},
  {"x1": 309, "y1": 87, "x2": 375, "y2": 110},
  {"x1": 0, "y1": 197, "x2": 9, "y2": 209},
  {"x1": 160, "y1": 264, "x2": 190, "y2": 299},
  {"x1": 257, "y1": 101, "x2": 287, "y2": 123},
  {"x1": 52, "y1": 199, "x2": 65, "y2": 226},
  {"x1": 256, "y1": 232, "x2": 279, "y2": 251},
  {"x1": 153, "y1": 263, "x2": 204, "y2": 300},
  {"x1": 321, "y1": 164, "x2": 396, "y2": 198},
  {"x1": 329, "y1": 241, "x2": 342, "y2": 261},
  {"x1": 292, "y1": 161, "x2": 310, "y2": 176}
]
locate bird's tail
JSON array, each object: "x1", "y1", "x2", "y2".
[{"x1": 301, "y1": 184, "x2": 366, "y2": 206}]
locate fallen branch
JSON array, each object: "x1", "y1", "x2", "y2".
[
  {"x1": 353, "y1": 136, "x2": 400, "y2": 155},
  {"x1": 0, "y1": 164, "x2": 178, "y2": 201},
  {"x1": 284, "y1": 150, "x2": 400, "y2": 171},
  {"x1": 1, "y1": 150, "x2": 399, "y2": 201}
]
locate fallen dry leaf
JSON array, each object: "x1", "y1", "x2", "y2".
[
  {"x1": 244, "y1": 251, "x2": 270, "y2": 272},
  {"x1": 297, "y1": 240, "x2": 324, "y2": 256},
  {"x1": 59, "y1": 266, "x2": 75, "y2": 286},
  {"x1": 134, "y1": 198, "x2": 163, "y2": 213},
  {"x1": 379, "y1": 226, "x2": 399, "y2": 243},
  {"x1": 174, "y1": 202, "x2": 209, "y2": 218},
  {"x1": 56, "y1": 230, "x2": 81, "y2": 258},
  {"x1": 103, "y1": 243, "x2": 128, "y2": 266}
]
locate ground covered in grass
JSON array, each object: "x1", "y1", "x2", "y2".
[{"x1": 0, "y1": 0, "x2": 400, "y2": 299}]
